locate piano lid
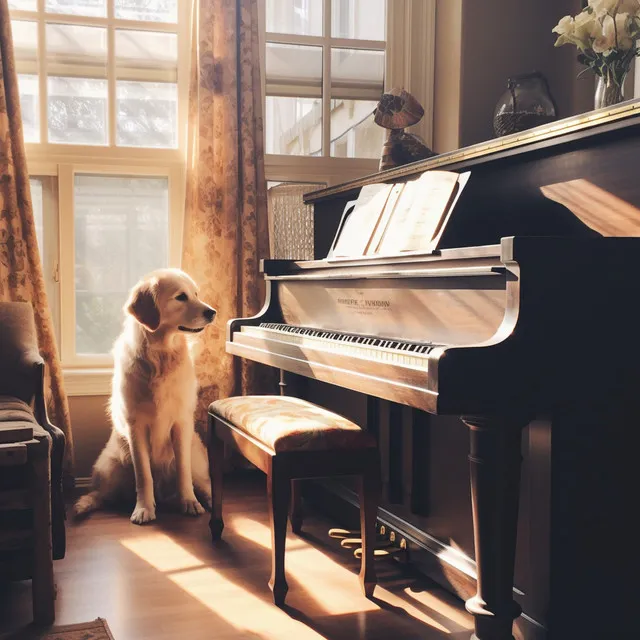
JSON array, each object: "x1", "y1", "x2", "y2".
[{"x1": 306, "y1": 103, "x2": 640, "y2": 258}]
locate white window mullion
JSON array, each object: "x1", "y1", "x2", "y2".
[
  {"x1": 322, "y1": 0, "x2": 331, "y2": 157},
  {"x1": 57, "y1": 163, "x2": 76, "y2": 364},
  {"x1": 107, "y1": 0, "x2": 116, "y2": 147},
  {"x1": 36, "y1": 0, "x2": 47, "y2": 144}
]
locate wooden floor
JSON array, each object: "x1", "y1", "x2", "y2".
[{"x1": 0, "y1": 473, "x2": 474, "y2": 640}]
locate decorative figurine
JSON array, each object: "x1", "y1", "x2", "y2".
[{"x1": 374, "y1": 88, "x2": 437, "y2": 171}]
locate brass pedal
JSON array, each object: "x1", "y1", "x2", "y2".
[
  {"x1": 328, "y1": 528, "x2": 358, "y2": 539},
  {"x1": 341, "y1": 537, "x2": 393, "y2": 549},
  {"x1": 340, "y1": 537, "x2": 361, "y2": 548},
  {"x1": 354, "y1": 546, "x2": 402, "y2": 559}
]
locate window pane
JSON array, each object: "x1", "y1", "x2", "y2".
[
  {"x1": 48, "y1": 77, "x2": 108, "y2": 145},
  {"x1": 11, "y1": 20, "x2": 37, "y2": 69},
  {"x1": 266, "y1": 0, "x2": 322, "y2": 36},
  {"x1": 115, "y1": 0, "x2": 177, "y2": 23},
  {"x1": 17, "y1": 74, "x2": 39, "y2": 143},
  {"x1": 9, "y1": 0, "x2": 37, "y2": 9},
  {"x1": 30, "y1": 177, "x2": 44, "y2": 252},
  {"x1": 45, "y1": 0, "x2": 106, "y2": 18},
  {"x1": 266, "y1": 43, "x2": 322, "y2": 95},
  {"x1": 330, "y1": 99, "x2": 384, "y2": 159},
  {"x1": 74, "y1": 174, "x2": 169, "y2": 355},
  {"x1": 266, "y1": 96, "x2": 321, "y2": 156},
  {"x1": 331, "y1": 48, "x2": 384, "y2": 96},
  {"x1": 116, "y1": 81, "x2": 177, "y2": 148},
  {"x1": 46, "y1": 24, "x2": 107, "y2": 76},
  {"x1": 115, "y1": 29, "x2": 177, "y2": 81},
  {"x1": 332, "y1": 0, "x2": 386, "y2": 40}
]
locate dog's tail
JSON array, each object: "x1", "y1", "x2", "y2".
[{"x1": 73, "y1": 491, "x2": 102, "y2": 520}]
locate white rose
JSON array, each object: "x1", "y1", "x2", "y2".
[
  {"x1": 601, "y1": 12, "x2": 634, "y2": 49},
  {"x1": 552, "y1": 15, "x2": 575, "y2": 36},
  {"x1": 589, "y1": 0, "x2": 622, "y2": 17},
  {"x1": 573, "y1": 9, "x2": 602, "y2": 47}
]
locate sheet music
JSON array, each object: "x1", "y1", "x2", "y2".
[
  {"x1": 376, "y1": 171, "x2": 460, "y2": 254},
  {"x1": 331, "y1": 183, "x2": 392, "y2": 257},
  {"x1": 365, "y1": 183, "x2": 405, "y2": 255}
]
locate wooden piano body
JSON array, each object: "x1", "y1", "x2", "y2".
[{"x1": 228, "y1": 104, "x2": 640, "y2": 639}]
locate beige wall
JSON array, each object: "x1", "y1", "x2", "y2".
[
  {"x1": 433, "y1": 0, "x2": 593, "y2": 152},
  {"x1": 69, "y1": 396, "x2": 111, "y2": 479}
]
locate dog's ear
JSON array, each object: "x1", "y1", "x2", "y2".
[{"x1": 126, "y1": 279, "x2": 160, "y2": 331}]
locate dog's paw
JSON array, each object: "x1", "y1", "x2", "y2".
[
  {"x1": 130, "y1": 504, "x2": 156, "y2": 525},
  {"x1": 181, "y1": 497, "x2": 206, "y2": 516}
]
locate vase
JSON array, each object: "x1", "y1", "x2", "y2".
[
  {"x1": 594, "y1": 70, "x2": 628, "y2": 110},
  {"x1": 493, "y1": 71, "x2": 557, "y2": 138}
]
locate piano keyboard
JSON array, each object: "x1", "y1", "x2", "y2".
[{"x1": 241, "y1": 323, "x2": 437, "y2": 369}]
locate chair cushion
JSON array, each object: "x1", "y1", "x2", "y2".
[
  {"x1": 0, "y1": 397, "x2": 45, "y2": 443},
  {"x1": 209, "y1": 395, "x2": 376, "y2": 453}
]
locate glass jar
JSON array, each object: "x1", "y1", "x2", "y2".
[{"x1": 493, "y1": 71, "x2": 557, "y2": 138}]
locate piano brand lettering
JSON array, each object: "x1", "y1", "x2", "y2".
[{"x1": 337, "y1": 297, "x2": 391, "y2": 309}]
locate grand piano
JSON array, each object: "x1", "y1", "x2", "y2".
[{"x1": 227, "y1": 103, "x2": 640, "y2": 639}]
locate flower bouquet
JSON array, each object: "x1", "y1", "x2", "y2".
[{"x1": 553, "y1": 0, "x2": 640, "y2": 108}]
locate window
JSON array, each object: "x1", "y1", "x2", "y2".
[
  {"x1": 264, "y1": 0, "x2": 386, "y2": 164},
  {"x1": 10, "y1": 0, "x2": 187, "y2": 376}
]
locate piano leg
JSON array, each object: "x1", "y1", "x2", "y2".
[{"x1": 461, "y1": 416, "x2": 525, "y2": 640}]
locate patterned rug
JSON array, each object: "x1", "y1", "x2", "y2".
[{"x1": 41, "y1": 618, "x2": 114, "y2": 640}]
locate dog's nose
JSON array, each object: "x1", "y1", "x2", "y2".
[{"x1": 203, "y1": 308, "x2": 216, "y2": 321}]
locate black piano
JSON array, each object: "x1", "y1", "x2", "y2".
[{"x1": 228, "y1": 103, "x2": 640, "y2": 639}]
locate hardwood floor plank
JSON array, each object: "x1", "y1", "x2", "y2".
[{"x1": 0, "y1": 473, "x2": 472, "y2": 640}]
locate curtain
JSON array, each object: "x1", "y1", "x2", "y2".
[
  {"x1": 183, "y1": 0, "x2": 274, "y2": 432},
  {"x1": 0, "y1": 1, "x2": 74, "y2": 477}
]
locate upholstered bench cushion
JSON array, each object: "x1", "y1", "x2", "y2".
[
  {"x1": 0, "y1": 396, "x2": 43, "y2": 444},
  {"x1": 209, "y1": 395, "x2": 376, "y2": 453}
]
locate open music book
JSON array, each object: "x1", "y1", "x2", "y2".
[{"x1": 329, "y1": 170, "x2": 470, "y2": 259}]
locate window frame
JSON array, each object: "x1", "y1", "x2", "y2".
[
  {"x1": 10, "y1": 0, "x2": 191, "y2": 390},
  {"x1": 261, "y1": 0, "x2": 436, "y2": 187}
]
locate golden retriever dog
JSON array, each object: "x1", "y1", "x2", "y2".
[{"x1": 75, "y1": 268, "x2": 216, "y2": 525}]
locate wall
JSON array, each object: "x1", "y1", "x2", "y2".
[
  {"x1": 433, "y1": 0, "x2": 594, "y2": 152},
  {"x1": 69, "y1": 396, "x2": 111, "y2": 479}
]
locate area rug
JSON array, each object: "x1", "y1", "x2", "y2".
[{"x1": 41, "y1": 618, "x2": 114, "y2": 640}]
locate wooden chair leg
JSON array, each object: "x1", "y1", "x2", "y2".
[
  {"x1": 31, "y1": 439, "x2": 55, "y2": 625},
  {"x1": 208, "y1": 419, "x2": 225, "y2": 541},
  {"x1": 289, "y1": 479, "x2": 303, "y2": 534},
  {"x1": 267, "y1": 460, "x2": 290, "y2": 606},
  {"x1": 358, "y1": 456, "x2": 381, "y2": 599}
]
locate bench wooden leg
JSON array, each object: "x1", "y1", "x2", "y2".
[
  {"x1": 208, "y1": 419, "x2": 225, "y2": 541},
  {"x1": 289, "y1": 480, "x2": 303, "y2": 534},
  {"x1": 31, "y1": 439, "x2": 55, "y2": 625},
  {"x1": 267, "y1": 460, "x2": 290, "y2": 606},
  {"x1": 358, "y1": 456, "x2": 381, "y2": 599}
]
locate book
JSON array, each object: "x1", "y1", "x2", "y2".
[
  {"x1": 375, "y1": 170, "x2": 469, "y2": 254},
  {"x1": 330, "y1": 183, "x2": 393, "y2": 258}
]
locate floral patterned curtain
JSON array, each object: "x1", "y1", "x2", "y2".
[
  {"x1": 0, "y1": 1, "x2": 74, "y2": 477},
  {"x1": 183, "y1": 0, "x2": 275, "y2": 431}
]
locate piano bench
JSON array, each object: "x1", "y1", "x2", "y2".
[{"x1": 207, "y1": 395, "x2": 381, "y2": 606}]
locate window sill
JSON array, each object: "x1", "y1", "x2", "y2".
[{"x1": 63, "y1": 368, "x2": 112, "y2": 397}]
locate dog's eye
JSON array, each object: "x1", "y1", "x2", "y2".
[{"x1": 175, "y1": 293, "x2": 188, "y2": 302}]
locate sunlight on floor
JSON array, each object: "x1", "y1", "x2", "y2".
[
  {"x1": 229, "y1": 517, "x2": 454, "y2": 634},
  {"x1": 120, "y1": 533, "x2": 205, "y2": 572},
  {"x1": 118, "y1": 517, "x2": 473, "y2": 637},
  {"x1": 170, "y1": 566, "x2": 327, "y2": 640}
]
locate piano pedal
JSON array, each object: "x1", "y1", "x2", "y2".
[
  {"x1": 328, "y1": 527, "x2": 358, "y2": 539},
  {"x1": 340, "y1": 537, "x2": 393, "y2": 549},
  {"x1": 354, "y1": 546, "x2": 403, "y2": 559}
]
